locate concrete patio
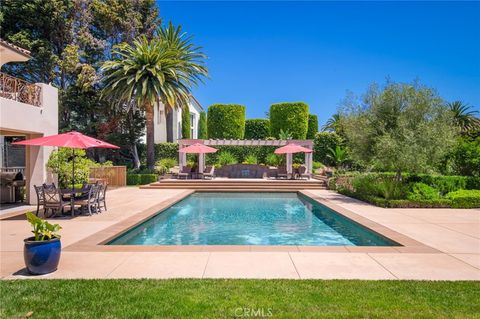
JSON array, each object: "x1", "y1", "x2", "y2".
[{"x1": 1, "y1": 187, "x2": 479, "y2": 280}]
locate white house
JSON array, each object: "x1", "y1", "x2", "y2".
[
  {"x1": 153, "y1": 95, "x2": 203, "y2": 143},
  {"x1": 0, "y1": 39, "x2": 58, "y2": 204}
]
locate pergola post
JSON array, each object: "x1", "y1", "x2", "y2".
[
  {"x1": 199, "y1": 153, "x2": 204, "y2": 173},
  {"x1": 286, "y1": 153, "x2": 293, "y2": 175},
  {"x1": 305, "y1": 152, "x2": 313, "y2": 175}
]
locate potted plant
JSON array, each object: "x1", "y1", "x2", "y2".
[{"x1": 24, "y1": 212, "x2": 62, "y2": 275}]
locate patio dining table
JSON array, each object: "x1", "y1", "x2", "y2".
[{"x1": 60, "y1": 187, "x2": 90, "y2": 217}]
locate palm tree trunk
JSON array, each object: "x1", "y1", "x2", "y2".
[
  {"x1": 145, "y1": 102, "x2": 155, "y2": 170},
  {"x1": 166, "y1": 106, "x2": 174, "y2": 142}
]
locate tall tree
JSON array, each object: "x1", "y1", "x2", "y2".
[
  {"x1": 157, "y1": 22, "x2": 208, "y2": 142},
  {"x1": 448, "y1": 101, "x2": 480, "y2": 135},
  {"x1": 1, "y1": 0, "x2": 161, "y2": 167},
  {"x1": 340, "y1": 81, "x2": 459, "y2": 178},
  {"x1": 101, "y1": 27, "x2": 208, "y2": 169}
]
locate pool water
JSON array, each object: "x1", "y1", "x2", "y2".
[{"x1": 108, "y1": 193, "x2": 399, "y2": 246}]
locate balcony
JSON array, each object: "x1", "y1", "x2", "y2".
[{"x1": 0, "y1": 72, "x2": 41, "y2": 107}]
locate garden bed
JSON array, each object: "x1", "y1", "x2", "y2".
[{"x1": 330, "y1": 173, "x2": 480, "y2": 208}]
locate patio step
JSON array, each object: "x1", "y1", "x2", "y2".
[{"x1": 141, "y1": 179, "x2": 326, "y2": 191}]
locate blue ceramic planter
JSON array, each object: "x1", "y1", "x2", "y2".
[{"x1": 24, "y1": 237, "x2": 61, "y2": 275}]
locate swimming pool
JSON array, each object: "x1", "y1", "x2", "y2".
[{"x1": 108, "y1": 192, "x2": 399, "y2": 246}]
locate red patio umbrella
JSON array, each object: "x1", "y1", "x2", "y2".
[
  {"x1": 13, "y1": 131, "x2": 120, "y2": 190},
  {"x1": 274, "y1": 143, "x2": 313, "y2": 154},
  {"x1": 178, "y1": 143, "x2": 218, "y2": 154}
]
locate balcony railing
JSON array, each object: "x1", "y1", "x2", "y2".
[{"x1": 0, "y1": 72, "x2": 41, "y2": 107}]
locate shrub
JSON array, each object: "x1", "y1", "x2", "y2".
[
  {"x1": 47, "y1": 148, "x2": 111, "y2": 188},
  {"x1": 198, "y1": 112, "x2": 208, "y2": 139},
  {"x1": 155, "y1": 158, "x2": 177, "y2": 175},
  {"x1": 269, "y1": 102, "x2": 309, "y2": 139},
  {"x1": 306, "y1": 114, "x2": 318, "y2": 139},
  {"x1": 181, "y1": 106, "x2": 191, "y2": 139},
  {"x1": 243, "y1": 154, "x2": 258, "y2": 164},
  {"x1": 312, "y1": 161, "x2": 324, "y2": 170},
  {"x1": 443, "y1": 137, "x2": 480, "y2": 176},
  {"x1": 127, "y1": 174, "x2": 157, "y2": 185},
  {"x1": 140, "y1": 174, "x2": 157, "y2": 185},
  {"x1": 446, "y1": 189, "x2": 480, "y2": 208},
  {"x1": 407, "y1": 183, "x2": 440, "y2": 201},
  {"x1": 245, "y1": 119, "x2": 270, "y2": 139},
  {"x1": 217, "y1": 151, "x2": 237, "y2": 166},
  {"x1": 154, "y1": 143, "x2": 179, "y2": 161},
  {"x1": 313, "y1": 132, "x2": 344, "y2": 166},
  {"x1": 127, "y1": 174, "x2": 141, "y2": 185},
  {"x1": 207, "y1": 104, "x2": 246, "y2": 139},
  {"x1": 265, "y1": 153, "x2": 281, "y2": 166}
]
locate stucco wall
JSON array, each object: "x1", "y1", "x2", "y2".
[{"x1": 0, "y1": 83, "x2": 58, "y2": 204}]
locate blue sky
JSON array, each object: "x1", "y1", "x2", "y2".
[{"x1": 158, "y1": 1, "x2": 480, "y2": 126}]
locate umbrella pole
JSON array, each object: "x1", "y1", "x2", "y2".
[{"x1": 72, "y1": 148, "x2": 75, "y2": 192}]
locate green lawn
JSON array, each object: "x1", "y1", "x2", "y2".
[{"x1": 1, "y1": 279, "x2": 479, "y2": 318}]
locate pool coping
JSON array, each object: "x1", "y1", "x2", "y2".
[{"x1": 64, "y1": 190, "x2": 440, "y2": 253}]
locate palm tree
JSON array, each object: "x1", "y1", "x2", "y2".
[
  {"x1": 322, "y1": 113, "x2": 342, "y2": 132},
  {"x1": 157, "y1": 22, "x2": 208, "y2": 142},
  {"x1": 101, "y1": 24, "x2": 207, "y2": 169},
  {"x1": 448, "y1": 101, "x2": 480, "y2": 135},
  {"x1": 327, "y1": 146, "x2": 348, "y2": 168}
]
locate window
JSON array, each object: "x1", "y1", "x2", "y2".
[
  {"x1": 157, "y1": 110, "x2": 163, "y2": 124},
  {"x1": 178, "y1": 122, "x2": 182, "y2": 139},
  {"x1": 190, "y1": 114, "x2": 196, "y2": 138}
]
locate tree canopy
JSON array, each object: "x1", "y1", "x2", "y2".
[{"x1": 339, "y1": 81, "x2": 459, "y2": 176}]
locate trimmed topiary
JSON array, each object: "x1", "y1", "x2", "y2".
[
  {"x1": 269, "y1": 102, "x2": 309, "y2": 139},
  {"x1": 245, "y1": 119, "x2": 270, "y2": 139},
  {"x1": 198, "y1": 112, "x2": 208, "y2": 139},
  {"x1": 207, "y1": 104, "x2": 246, "y2": 139},
  {"x1": 306, "y1": 114, "x2": 318, "y2": 139},
  {"x1": 181, "y1": 106, "x2": 191, "y2": 139}
]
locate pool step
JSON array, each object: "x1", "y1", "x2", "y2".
[{"x1": 141, "y1": 179, "x2": 326, "y2": 191}]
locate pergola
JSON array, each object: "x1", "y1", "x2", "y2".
[{"x1": 178, "y1": 139, "x2": 314, "y2": 175}]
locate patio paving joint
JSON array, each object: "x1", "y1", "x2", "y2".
[
  {"x1": 287, "y1": 252, "x2": 301, "y2": 279},
  {"x1": 366, "y1": 253, "x2": 399, "y2": 279}
]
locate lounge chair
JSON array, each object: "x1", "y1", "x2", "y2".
[
  {"x1": 199, "y1": 166, "x2": 215, "y2": 180},
  {"x1": 276, "y1": 166, "x2": 288, "y2": 179},
  {"x1": 297, "y1": 165, "x2": 310, "y2": 180},
  {"x1": 178, "y1": 166, "x2": 191, "y2": 179}
]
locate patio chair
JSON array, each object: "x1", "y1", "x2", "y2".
[
  {"x1": 33, "y1": 185, "x2": 46, "y2": 216},
  {"x1": 43, "y1": 186, "x2": 70, "y2": 217},
  {"x1": 276, "y1": 166, "x2": 288, "y2": 179},
  {"x1": 297, "y1": 165, "x2": 310, "y2": 180},
  {"x1": 199, "y1": 166, "x2": 215, "y2": 180},
  {"x1": 74, "y1": 184, "x2": 101, "y2": 216},
  {"x1": 97, "y1": 183, "x2": 108, "y2": 212},
  {"x1": 178, "y1": 166, "x2": 191, "y2": 180}
]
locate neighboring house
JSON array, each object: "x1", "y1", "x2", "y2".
[
  {"x1": 0, "y1": 39, "x2": 58, "y2": 204},
  {"x1": 153, "y1": 95, "x2": 203, "y2": 143}
]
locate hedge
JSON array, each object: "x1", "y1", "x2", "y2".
[
  {"x1": 127, "y1": 174, "x2": 157, "y2": 185},
  {"x1": 181, "y1": 106, "x2": 191, "y2": 139},
  {"x1": 306, "y1": 114, "x2": 318, "y2": 139},
  {"x1": 207, "y1": 104, "x2": 246, "y2": 139},
  {"x1": 198, "y1": 112, "x2": 208, "y2": 139},
  {"x1": 155, "y1": 143, "x2": 179, "y2": 161},
  {"x1": 205, "y1": 145, "x2": 278, "y2": 166},
  {"x1": 245, "y1": 119, "x2": 270, "y2": 139},
  {"x1": 269, "y1": 102, "x2": 309, "y2": 139},
  {"x1": 329, "y1": 173, "x2": 480, "y2": 208},
  {"x1": 313, "y1": 132, "x2": 344, "y2": 165}
]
